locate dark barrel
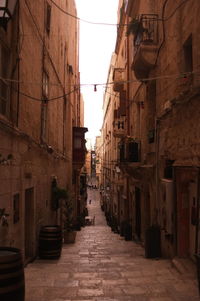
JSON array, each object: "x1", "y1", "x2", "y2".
[
  {"x1": 39, "y1": 225, "x2": 62, "y2": 259},
  {"x1": 0, "y1": 247, "x2": 25, "y2": 301}
]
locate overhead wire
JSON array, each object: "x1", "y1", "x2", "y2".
[
  {"x1": 2, "y1": 69, "x2": 199, "y2": 88},
  {"x1": 11, "y1": 86, "x2": 78, "y2": 102},
  {"x1": 8, "y1": 0, "x2": 80, "y2": 107},
  {"x1": 49, "y1": 0, "x2": 120, "y2": 26},
  {"x1": 24, "y1": 0, "x2": 70, "y2": 96},
  {"x1": 2, "y1": 68, "x2": 200, "y2": 102},
  {"x1": 49, "y1": 0, "x2": 191, "y2": 26},
  {"x1": 4, "y1": 0, "x2": 194, "y2": 102}
]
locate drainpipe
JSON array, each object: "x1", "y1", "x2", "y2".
[
  {"x1": 63, "y1": 46, "x2": 67, "y2": 154},
  {"x1": 195, "y1": 168, "x2": 200, "y2": 255},
  {"x1": 16, "y1": 2, "x2": 20, "y2": 126},
  {"x1": 126, "y1": 26, "x2": 130, "y2": 137},
  {"x1": 154, "y1": 117, "x2": 160, "y2": 225},
  {"x1": 126, "y1": 16, "x2": 130, "y2": 223}
]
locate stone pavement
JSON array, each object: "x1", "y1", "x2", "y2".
[{"x1": 25, "y1": 189, "x2": 199, "y2": 301}]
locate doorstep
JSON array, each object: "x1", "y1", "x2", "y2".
[{"x1": 171, "y1": 256, "x2": 197, "y2": 277}]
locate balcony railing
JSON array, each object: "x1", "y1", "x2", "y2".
[
  {"x1": 134, "y1": 14, "x2": 158, "y2": 49},
  {"x1": 131, "y1": 14, "x2": 159, "y2": 80},
  {"x1": 73, "y1": 127, "x2": 88, "y2": 169},
  {"x1": 113, "y1": 116, "x2": 126, "y2": 138}
]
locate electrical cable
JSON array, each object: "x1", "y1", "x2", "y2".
[
  {"x1": 24, "y1": 0, "x2": 70, "y2": 96},
  {"x1": 18, "y1": 16, "x2": 25, "y2": 55},
  {"x1": 49, "y1": 0, "x2": 192, "y2": 26},
  {"x1": 164, "y1": 0, "x2": 190, "y2": 22},
  {"x1": 2, "y1": 0, "x2": 193, "y2": 103},
  {"x1": 154, "y1": 0, "x2": 169, "y2": 67},
  {"x1": 2, "y1": 69, "x2": 199, "y2": 89},
  {"x1": 49, "y1": 0, "x2": 120, "y2": 26},
  {"x1": 1, "y1": 68, "x2": 198, "y2": 102},
  {"x1": 11, "y1": 86, "x2": 78, "y2": 102}
]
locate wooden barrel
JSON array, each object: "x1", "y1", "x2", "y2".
[
  {"x1": 39, "y1": 225, "x2": 62, "y2": 259},
  {"x1": 0, "y1": 247, "x2": 25, "y2": 301}
]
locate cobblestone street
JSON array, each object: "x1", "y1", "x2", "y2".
[{"x1": 25, "y1": 190, "x2": 199, "y2": 301}]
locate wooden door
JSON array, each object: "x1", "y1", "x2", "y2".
[
  {"x1": 176, "y1": 168, "x2": 197, "y2": 257},
  {"x1": 135, "y1": 187, "x2": 141, "y2": 240}
]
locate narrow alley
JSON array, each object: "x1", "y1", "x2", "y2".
[{"x1": 25, "y1": 189, "x2": 199, "y2": 301}]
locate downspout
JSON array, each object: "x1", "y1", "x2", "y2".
[
  {"x1": 126, "y1": 26, "x2": 130, "y2": 136},
  {"x1": 195, "y1": 168, "x2": 200, "y2": 255},
  {"x1": 126, "y1": 15, "x2": 130, "y2": 224},
  {"x1": 154, "y1": 117, "x2": 160, "y2": 225},
  {"x1": 63, "y1": 46, "x2": 67, "y2": 155},
  {"x1": 16, "y1": 2, "x2": 20, "y2": 127},
  {"x1": 153, "y1": 1, "x2": 169, "y2": 225}
]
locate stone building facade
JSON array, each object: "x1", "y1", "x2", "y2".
[
  {"x1": 0, "y1": 0, "x2": 87, "y2": 263},
  {"x1": 101, "y1": 0, "x2": 200, "y2": 260}
]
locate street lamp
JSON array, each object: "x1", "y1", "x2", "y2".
[{"x1": 0, "y1": 0, "x2": 17, "y2": 29}]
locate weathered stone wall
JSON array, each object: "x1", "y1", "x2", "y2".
[{"x1": 0, "y1": 0, "x2": 79, "y2": 260}]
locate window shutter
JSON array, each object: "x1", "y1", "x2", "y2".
[{"x1": 128, "y1": 141, "x2": 140, "y2": 162}]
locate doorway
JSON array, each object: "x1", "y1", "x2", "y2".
[
  {"x1": 135, "y1": 187, "x2": 141, "y2": 240},
  {"x1": 189, "y1": 180, "x2": 198, "y2": 260},
  {"x1": 176, "y1": 168, "x2": 198, "y2": 258},
  {"x1": 24, "y1": 187, "x2": 35, "y2": 264}
]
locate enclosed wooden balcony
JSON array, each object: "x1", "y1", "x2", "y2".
[
  {"x1": 131, "y1": 14, "x2": 158, "y2": 80},
  {"x1": 73, "y1": 127, "x2": 88, "y2": 170},
  {"x1": 118, "y1": 138, "x2": 141, "y2": 164}
]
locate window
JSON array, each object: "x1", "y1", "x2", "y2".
[
  {"x1": 183, "y1": 35, "x2": 193, "y2": 73},
  {"x1": 0, "y1": 45, "x2": 10, "y2": 117},
  {"x1": 68, "y1": 64, "x2": 73, "y2": 74},
  {"x1": 128, "y1": 141, "x2": 140, "y2": 162},
  {"x1": 46, "y1": 3, "x2": 51, "y2": 35},
  {"x1": 148, "y1": 129, "x2": 155, "y2": 144},
  {"x1": 164, "y1": 160, "x2": 174, "y2": 179}
]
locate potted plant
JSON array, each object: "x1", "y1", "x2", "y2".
[
  {"x1": 63, "y1": 198, "x2": 77, "y2": 244},
  {"x1": 126, "y1": 18, "x2": 142, "y2": 36}
]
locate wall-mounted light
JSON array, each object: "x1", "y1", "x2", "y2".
[{"x1": 0, "y1": 0, "x2": 18, "y2": 29}]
